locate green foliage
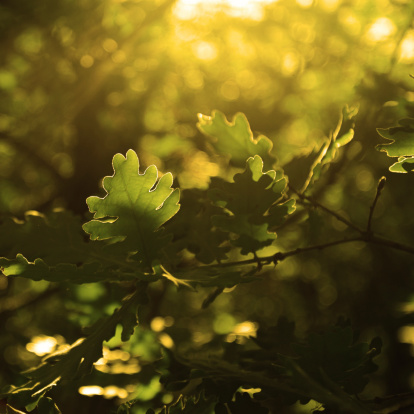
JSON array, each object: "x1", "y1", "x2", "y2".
[
  {"x1": 293, "y1": 325, "x2": 382, "y2": 395},
  {"x1": 2, "y1": 289, "x2": 146, "y2": 409},
  {"x1": 2, "y1": 2, "x2": 414, "y2": 411},
  {"x1": 302, "y1": 105, "x2": 358, "y2": 191},
  {"x1": 197, "y1": 111, "x2": 276, "y2": 170},
  {"x1": 83, "y1": 149, "x2": 180, "y2": 269},
  {"x1": 2, "y1": 104, "x2": 414, "y2": 412},
  {"x1": 157, "y1": 393, "x2": 216, "y2": 414},
  {"x1": 210, "y1": 155, "x2": 295, "y2": 255},
  {"x1": 37, "y1": 396, "x2": 61, "y2": 414},
  {"x1": 377, "y1": 118, "x2": 414, "y2": 172},
  {"x1": 166, "y1": 189, "x2": 230, "y2": 264}
]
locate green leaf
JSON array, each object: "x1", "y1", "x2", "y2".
[
  {"x1": 197, "y1": 111, "x2": 276, "y2": 169},
  {"x1": 2, "y1": 288, "x2": 146, "y2": 408},
  {"x1": 210, "y1": 155, "x2": 295, "y2": 255},
  {"x1": 377, "y1": 118, "x2": 414, "y2": 157},
  {"x1": 83, "y1": 150, "x2": 180, "y2": 269},
  {"x1": 0, "y1": 210, "x2": 89, "y2": 265},
  {"x1": 166, "y1": 189, "x2": 230, "y2": 264},
  {"x1": 302, "y1": 105, "x2": 358, "y2": 191},
  {"x1": 0, "y1": 210, "x2": 162, "y2": 284},
  {"x1": 293, "y1": 325, "x2": 381, "y2": 395},
  {"x1": 389, "y1": 156, "x2": 414, "y2": 173},
  {"x1": 0, "y1": 254, "x2": 155, "y2": 284},
  {"x1": 37, "y1": 396, "x2": 61, "y2": 414},
  {"x1": 0, "y1": 403, "x2": 27, "y2": 414}
]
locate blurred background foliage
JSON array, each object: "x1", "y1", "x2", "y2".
[{"x1": 2, "y1": 0, "x2": 414, "y2": 412}]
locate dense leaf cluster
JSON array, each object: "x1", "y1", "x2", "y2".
[{"x1": 2, "y1": 107, "x2": 414, "y2": 413}]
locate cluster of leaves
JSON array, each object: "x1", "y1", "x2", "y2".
[
  {"x1": 2, "y1": 108, "x2": 414, "y2": 414},
  {"x1": 377, "y1": 118, "x2": 414, "y2": 173},
  {"x1": 158, "y1": 320, "x2": 382, "y2": 414}
]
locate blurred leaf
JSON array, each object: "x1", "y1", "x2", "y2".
[
  {"x1": 83, "y1": 150, "x2": 180, "y2": 269},
  {"x1": 37, "y1": 396, "x2": 61, "y2": 414},
  {"x1": 0, "y1": 210, "x2": 87, "y2": 264},
  {"x1": 159, "y1": 393, "x2": 216, "y2": 414},
  {"x1": 225, "y1": 392, "x2": 268, "y2": 414},
  {"x1": 197, "y1": 111, "x2": 276, "y2": 169},
  {"x1": 303, "y1": 105, "x2": 358, "y2": 191},
  {"x1": 0, "y1": 401, "x2": 26, "y2": 414},
  {"x1": 294, "y1": 325, "x2": 382, "y2": 395},
  {"x1": 2, "y1": 288, "x2": 146, "y2": 408}
]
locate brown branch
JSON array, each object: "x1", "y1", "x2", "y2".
[
  {"x1": 198, "y1": 232, "x2": 414, "y2": 273},
  {"x1": 290, "y1": 185, "x2": 364, "y2": 234},
  {"x1": 369, "y1": 234, "x2": 414, "y2": 256},
  {"x1": 272, "y1": 237, "x2": 363, "y2": 264}
]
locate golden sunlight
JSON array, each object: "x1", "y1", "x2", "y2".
[
  {"x1": 366, "y1": 17, "x2": 396, "y2": 42},
  {"x1": 399, "y1": 31, "x2": 414, "y2": 63},
  {"x1": 174, "y1": 0, "x2": 278, "y2": 20},
  {"x1": 26, "y1": 335, "x2": 58, "y2": 356}
]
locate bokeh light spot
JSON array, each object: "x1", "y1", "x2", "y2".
[
  {"x1": 102, "y1": 38, "x2": 118, "y2": 53},
  {"x1": 399, "y1": 32, "x2": 414, "y2": 63},
  {"x1": 80, "y1": 55, "x2": 94, "y2": 68},
  {"x1": 193, "y1": 41, "x2": 218, "y2": 61},
  {"x1": 26, "y1": 335, "x2": 58, "y2": 356},
  {"x1": 366, "y1": 17, "x2": 396, "y2": 42},
  {"x1": 79, "y1": 386, "x2": 104, "y2": 396}
]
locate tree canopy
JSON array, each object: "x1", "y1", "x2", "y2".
[{"x1": 1, "y1": 1, "x2": 414, "y2": 413}]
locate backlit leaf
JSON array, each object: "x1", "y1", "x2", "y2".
[
  {"x1": 197, "y1": 111, "x2": 276, "y2": 169},
  {"x1": 389, "y1": 156, "x2": 414, "y2": 173},
  {"x1": 377, "y1": 118, "x2": 414, "y2": 157},
  {"x1": 83, "y1": 150, "x2": 180, "y2": 269},
  {"x1": 302, "y1": 105, "x2": 358, "y2": 191},
  {"x1": 210, "y1": 155, "x2": 295, "y2": 255}
]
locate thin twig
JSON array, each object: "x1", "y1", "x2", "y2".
[
  {"x1": 272, "y1": 237, "x2": 363, "y2": 264},
  {"x1": 369, "y1": 234, "x2": 414, "y2": 256},
  {"x1": 367, "y1": 177, "x2": 386, "y2": 234},
  {"x1": 197, "y1": 232, "x2": 414, "y2": 273},
  {"x1": 290, "y1": 185, "x2": 364, "y2": 233}
]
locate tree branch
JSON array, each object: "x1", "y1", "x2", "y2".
[
  {"x1": 198, "y1": 232, "x2": 414, "y2": 273},
  {"x1": 290, "y1": 185, "x2": 364, "y2": 233}
]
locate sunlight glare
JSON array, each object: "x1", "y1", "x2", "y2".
[
  {"x1": 296, "y1": 0, "x2": 313, "y2": 8},
  {"x1": 399, "y1": 32, "x2": 414, "y2": 63},
  {"x1": 174, "y1": 0, "x2": 278, "y2": 20},
  {"x1": 79, "y1": 386, "x2": 104, "y2": 396},
  {"x1": 366, "y1": 17, "x2": 396, "y2": 42},
  {"x1": 26, "y1": 335, "x2": 58, "y2": 356}
]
